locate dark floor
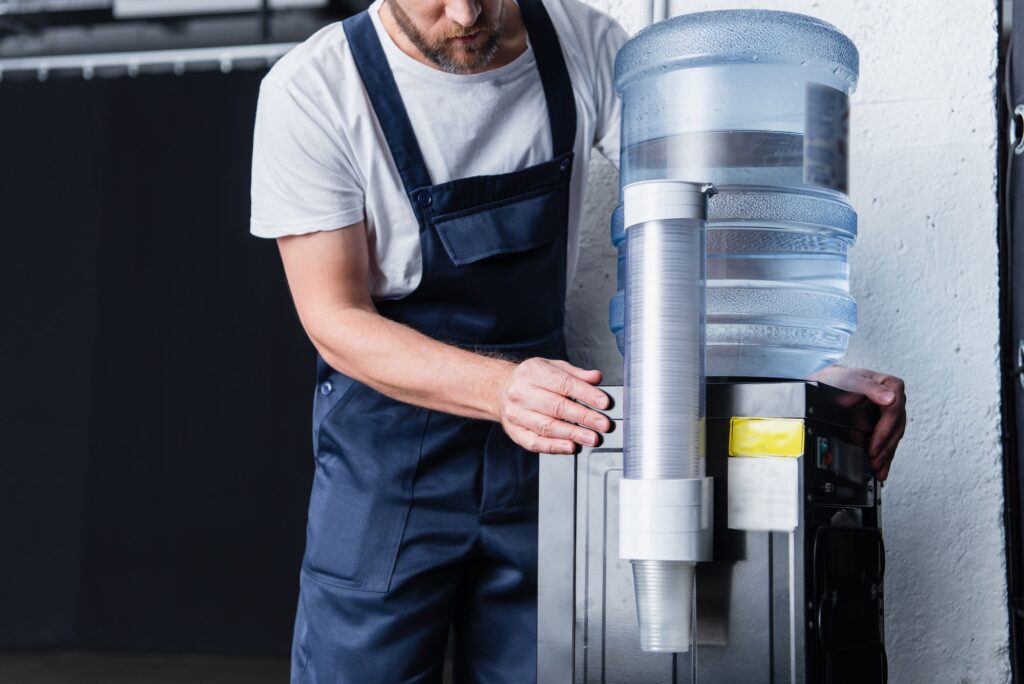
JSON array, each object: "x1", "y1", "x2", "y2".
[
  {"x1": 0, "y1": 649, "x2": 457, "y2": 683},
  {"x1": 0, "y1": 652, "x2": 290, "y2": 684}
]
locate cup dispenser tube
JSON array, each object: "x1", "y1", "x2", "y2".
[{"x1": 619, "y1": 180, "x2": 714, "y2": 652}]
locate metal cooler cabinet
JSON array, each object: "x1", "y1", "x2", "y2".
[{"x1": 537, "y1": 381, "x2": 886, "y2": 683}]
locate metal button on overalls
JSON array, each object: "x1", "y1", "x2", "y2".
[{"x1": 291, "y1": 2, "x2": 577, "y2": 683}]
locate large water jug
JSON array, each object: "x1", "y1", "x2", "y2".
[{"x1": 608, "y1": 10, "x2": 860, "y2": 379}]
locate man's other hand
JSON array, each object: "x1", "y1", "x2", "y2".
[
  {"x1": 808, "y1": 365, "x2": 907, "y2": 481},
  {"x1": 496, "y1": 358, "x2": 612, "y2": 455}
]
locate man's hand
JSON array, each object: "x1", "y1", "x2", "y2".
[
  {"x1": 807, "y1": 365, "x2": 907, "y2": 481},
  {"x1": 496, "y1": 358, "x2": 612, "y2": 455}
]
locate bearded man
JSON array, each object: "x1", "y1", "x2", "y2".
[{"x1": 249, "y1": 1, "x2": 907, "y2": 682}]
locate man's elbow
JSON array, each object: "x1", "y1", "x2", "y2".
[{"x1": 301, "y1": 300, "x2": 376, "y2": 371}]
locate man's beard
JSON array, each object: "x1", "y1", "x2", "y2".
[{"x1": 387, "y1": 0, "x2": 504, "y2": 74}]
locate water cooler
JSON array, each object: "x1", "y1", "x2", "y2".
[{"x1": 537, "y1": 11, "x2": 886, "y2": 683}]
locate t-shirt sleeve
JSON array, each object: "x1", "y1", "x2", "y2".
[
  {"x1": 249, "y1": 77, "x2": 365, "y2": 238},
  {"x1": 593, "y1": 20, "x2": 629, "y2": 169}
]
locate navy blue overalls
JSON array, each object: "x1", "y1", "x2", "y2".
[{"x1": 291, "y1": 2, "x2": 576, "y2": 682}]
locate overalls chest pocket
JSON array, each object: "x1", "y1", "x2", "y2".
[
  {"x1": 423, "y1": 153, "x2": 573, "y2": 267},
  {"x1": 431, "y1": 183, "x2": 564, "y2": 265}
]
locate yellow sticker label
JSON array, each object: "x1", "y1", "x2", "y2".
[{"x1": 729, "y1": 418, "x2": 805, "y2": 458}]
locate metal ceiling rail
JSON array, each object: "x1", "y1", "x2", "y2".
[{"x1": 0, "y1": 41, "x2": 295, "y2": 80}]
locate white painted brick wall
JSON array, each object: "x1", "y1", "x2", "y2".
[{"x1": 567, "y1": 1, "x2": 1009, "y2": 680}]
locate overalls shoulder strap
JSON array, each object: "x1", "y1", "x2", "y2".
[
  {"x1": 517, "y1": 0, "x2": 577, "y2": 157},
  {"x1": 342, "y1": 10, "x2": 432, "y2": 193},
  {"x1": 342, "y1": 0, "x2": 578, "y2": 197}
]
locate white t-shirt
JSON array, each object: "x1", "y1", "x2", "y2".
[{"x1": 250, "y1": 0, "x2": 626, "y2": 300}]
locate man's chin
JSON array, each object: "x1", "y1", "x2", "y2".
[
  {"x1": 452, "y1": 56, "x2": 494, "y2": 73},
  {"x1": 432, "y1": 48, "x2": 496, "y2": 74}
]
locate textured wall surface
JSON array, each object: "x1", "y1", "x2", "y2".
[
  {"x1": 566, "y1": 0, "x2": 1009, "y2": 681},
  {"x1": 562, "y1": 0, "x2": 644, "y2": 376}
]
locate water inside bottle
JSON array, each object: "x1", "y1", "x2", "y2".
[
  {"x1": 621, "y1": 130, "x2": 806, "y2": 189},
  {"x1": 617, "y1": 130, "x2": 856, "y2": 379}
]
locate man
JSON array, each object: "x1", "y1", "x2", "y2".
[{"x1": 250, "y1": 1, "x2": 907, "y2": 681}]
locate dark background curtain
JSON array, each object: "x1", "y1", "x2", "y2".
[{"x1": 0, "y1": 69, "x2": 315, "y2": 654}]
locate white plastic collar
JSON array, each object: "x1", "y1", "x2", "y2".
[
  {"x1": 619, "y1": 477, "x2": 714, "y2": 562},
  {"x1": 623, "y1": 180, "x2": 709, "y2": 228}
]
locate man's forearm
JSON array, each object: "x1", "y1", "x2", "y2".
[
  {"x1": 276, "y1": 227, "x2": 609, "y2": 453},
  {"x1": 309, "y1": 304, "x2": 514, "y2": 422}
]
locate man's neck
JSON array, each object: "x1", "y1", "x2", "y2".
[{"x1": 377, "y1": 0, "x2": 529, "y2": 75}]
